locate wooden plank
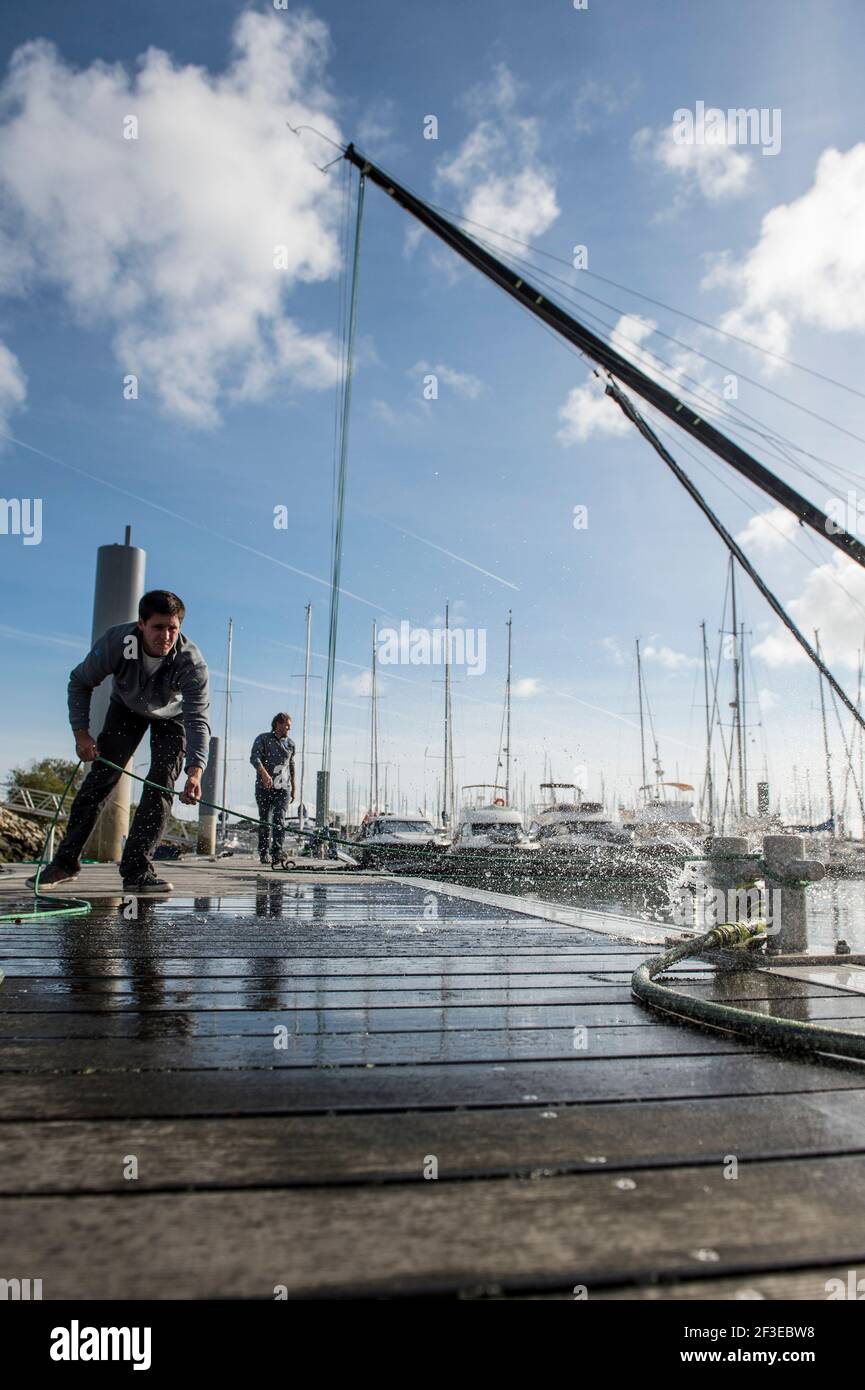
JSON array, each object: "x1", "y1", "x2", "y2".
[
  {"x1": 5, "y1": 1089, "x2": 865, "y2": 1193},
  {"x1": 6, "y1": 993, "x2": 865, "y2": 1039},
  {"x1": 0, "y1": 983, "x2": 650, "y2": 1010},
  {"x1": 0, "y1": 973, "x2": 846, "y2": 1013},
  {"x1": 0, "y1": 1052, "x2": 861, "y2": 1120},
  {"x1": 0, "y1": 956, "x2": 657, "y2": 979},
  {"x1": 0, "y1": 1022, "x2": 754, "y2": 1073},
  {"x1": 3, "y1": 1154, "x2": 865, "y2": 1297}
]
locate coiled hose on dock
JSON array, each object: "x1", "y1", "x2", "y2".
[{"x1": 632, "y1": 921, "x2": 865, "y2": 1062}]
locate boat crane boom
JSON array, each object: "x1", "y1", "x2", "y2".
[{"x1": 342, "y1": 143, "x2": 865, "y2": 572}]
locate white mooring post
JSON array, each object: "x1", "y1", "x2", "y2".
[{"x1": 197, "y1": 737, "x2": 221, "y2": 856}]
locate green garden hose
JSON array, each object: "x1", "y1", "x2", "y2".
[{"x1": 632, "y1": 921, "x2": 865, "y2": 1062}]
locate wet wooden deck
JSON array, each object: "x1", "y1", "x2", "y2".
[{"x1": 1, "y1": 860, "x2": 865, "y2": 1299}]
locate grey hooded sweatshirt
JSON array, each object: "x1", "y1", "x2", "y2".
[{"x1": 68, "y1": 622, "x2": 211, "y2": 771}]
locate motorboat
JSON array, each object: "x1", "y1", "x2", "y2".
[
  {"x1": 530, "y1": 782, "x2": 640, "y2": 875},
  {"x1": 355, "y1": 812, "x2": 449, "y2": 869},
  {"x1": 446, "y1": 789, "x2": 540, "y2": 879}
]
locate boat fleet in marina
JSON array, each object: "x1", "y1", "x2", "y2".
[{"x1": 352, "y1": 778, "x2": 709, "y2": 880}]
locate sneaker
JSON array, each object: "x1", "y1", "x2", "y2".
[
  {"x1": 122, "y1": 873, "x2": 173, "y2": 896},
  {"x1": 26, "y1": 863, "x2": 79, "y2": 890}
]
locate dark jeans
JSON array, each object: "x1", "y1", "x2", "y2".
[
  {"x1": 55, "y1": 699, "x2": 186, "y2": 880},
  {"x1": 255, "y1": 784, "x2": 288, "y2": 860}
]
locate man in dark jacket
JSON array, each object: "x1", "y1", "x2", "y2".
[
  {"x1": 30, "y1": 589, "x2": 210, "y2": 896},
  {"x1": 250, "y1": 713, "x2": 296, "y2": 866}
]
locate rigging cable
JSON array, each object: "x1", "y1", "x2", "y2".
[{"x1": 603, "y1": 377, "x2": 865, "y2": 736}]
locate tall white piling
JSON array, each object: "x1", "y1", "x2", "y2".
[
  {"x1": 197, "y1": 737, "x2": 220, "y2": 856},
  {"x1": 83, "y1": 527, "x2": 146, "y2": 863}
]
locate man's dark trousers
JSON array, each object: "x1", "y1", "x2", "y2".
[
  {"x1": 255, "y1": 784, "x2": 288, "y2": 860},
  {"x1": 54, "y1": 699, "x2": 186, "y2": 880}
]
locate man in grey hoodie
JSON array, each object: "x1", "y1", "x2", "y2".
[{"x1": 31, "y1": 589, "x2": 210, "y2": 896}]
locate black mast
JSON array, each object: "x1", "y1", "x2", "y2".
[{"x1": 343, "y1": 143, "x2": 865, "y2": 571}]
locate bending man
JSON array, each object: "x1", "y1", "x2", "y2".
[
  {"x1": 250, "y1": 713, "x2": 296, "y2": 867},
  {"x1": 30, "y1": 589, "x2": 210, "y2": 896}
]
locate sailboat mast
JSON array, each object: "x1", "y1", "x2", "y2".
[
  {"x1": 220, "y1": 616, "x2": 233, "y2": 844},
  {"x1": 298, "y1": 603, "x2": 312, "y2": 821},
  {"x1": 443, "y1": 602, "x2": 451, "y2": 828},
  {"x1": 505, "y1": 610, "x2": 512, "y2": 805},
  {"x1": 815, "y1": 630, "x2": 836, "y2": 835},
  {"x1": 636, "y1": 638, "x2": 648, "y2": 799},
  {"x1": 370, "y1": 620, "x2": 379, "y2": 813},
  {"x1": 701, "y1": 620, "x2": 715, "y2": 834},
  {"x1": 729, "y1": 559, "x2": 745, "y2": 820},
  {"x1": 740, "y1": 619, "x2": 749, "y2": 817}
]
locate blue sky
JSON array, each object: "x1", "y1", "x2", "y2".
[{"x1": 1, "y1": 0, "x2": 865, "y2": 828}]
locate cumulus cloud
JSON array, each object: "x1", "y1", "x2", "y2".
[
  {"x1": 0, "y1": 340, "x2": 26, "y2": 432},
  {"x1": 556, "y1": 306, "x2": 734, "y2": 445},
  {"x1": 632, "y1": 120, "x2": 752, "y2": 207},
  {"x1": 704, "y1": 144, "x2": 865, "y2": 360},
  {"x1": 0, "y1": 11, "x2": 344, "y2": 426},
  {"x1": 735, "y1": 505, "x2": 801, "y2": 555},
  {"x1": 513, "y1": 677, "x2": 542, "y2": 697},
  {"x1": 752, "y1": 553, "x2": 865, "y2": 669},
  {"x1": 436, "y1": 63, "x2": 560, "y2": 244},
  {"x1": 643, "y1": 642, "x2": 700, "y2": 671},
  {"x1": 557, "y1": 314, "x2": 656, "y2": 444}
]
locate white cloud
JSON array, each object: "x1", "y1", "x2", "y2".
[
  {"x1": 757, "y1": 688, "x2": 779, "y2": 712},
  {"x1": 556, "y1": 307, "x2": 733, "y2": 445},
  {"x1": 632, "y1": 121, "x2": 752, "y2": 205},
  {"x1": 342, "y1": 670, "x2": 374, "y2": 697},
  {"x1": 572, "y1": 78, "x2": 637, "y2": 134},
  {"x1": 0, "y1": 340, "x2": 26, "y2": 432},
  {"x1": 704, "y1": 144, "x2": 865, "y2": 361},
  {"x1": 410, "y1": 360, "x2": 484, "y2": 399},
  {"x1": 513, "y1": 677, "x2": 542, "y2": 698},
  {"x1": 752, "y1": 553, "x2": 865, "y2": 669},
  {"x1": 436, "y1": 63, "x2": 560, "y2": 244},
  {"x1": 735, "y1": 505, "x2": 801, "y2": 555},
  {"x1": 643, "y1": 643, "x2": 700, "y2": 671},
  {"x1": 557, "y1": 314, "x2": 656, "y2": 444},
  {"x1": 601, "y1": 636, "x2": 627, "y2": 666},
  {"x1": 0, "y1": 12, "x2": 344, "y2": 426}
]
